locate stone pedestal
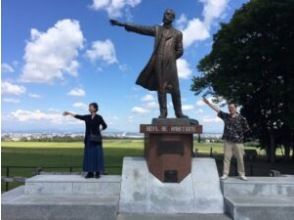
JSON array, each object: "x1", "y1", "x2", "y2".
[
  {"x1": 140, "y1": 118, "x2": 202, "y2": 183},
  {"x1": 119, "y1": 157, "x2": 225, "y2": 214}
]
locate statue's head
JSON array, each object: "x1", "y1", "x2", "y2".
[{"x1": 162, "y1": 9, "x2": 176, "y2": 25}]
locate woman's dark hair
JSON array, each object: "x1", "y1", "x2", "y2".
[{"x1": 89, "y1": 102, "x2": 99, "y2": 112}]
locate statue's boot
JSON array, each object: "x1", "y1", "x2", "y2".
[
  {"x1": 158, "y1": 92, "x2": 167, "y2": 118},
  {"x1": 172, "y1": 91, "x2": 189, "y2": 119}
]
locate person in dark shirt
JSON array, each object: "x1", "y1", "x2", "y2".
[
  {"x1": 203, "y1": 97, "x2": 249, "y2": 181},
  {"x1": 63, "y1": 102, "x2": 107, "y2": 178}
]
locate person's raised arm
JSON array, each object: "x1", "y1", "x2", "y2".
[
  {"x1": 110, "y1": 19, "x2": 156, "y2": 36},
  {"x1": 202, "y1": 97, "x2": 220, "y2": 113},
  {"x1": 63, "y1": 111, "x2": 86, "y2": 121}
]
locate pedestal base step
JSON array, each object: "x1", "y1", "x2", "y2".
[
  {"x1": 2, "y1": 186, "x2": 119, "y2": 220},
  {"x1": 117, "y1": 213, "x2": 231, "y2": 220},
  {"x1": 225, "y1": 196, "x2": 294, "y2": 220},
  {"x1": 221, "y1": 176, "x2": 294, "y2": 197},
  {"x1": 25, "y1": 174, "x2": 121, "y2": 197}
]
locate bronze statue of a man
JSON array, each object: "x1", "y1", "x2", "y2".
[{"x1": 110, "y1": 9, "x2": 188, "y2": 119}]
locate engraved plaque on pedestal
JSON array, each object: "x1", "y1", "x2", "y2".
[{"x1": 140, "y1": 118, "x2": 202, "y2": 183}]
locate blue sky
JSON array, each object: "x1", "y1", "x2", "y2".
[{"x1": 1, "y1": 0, "x2": 248, "y2": 133}]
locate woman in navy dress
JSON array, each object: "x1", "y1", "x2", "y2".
[{"x1": 63, "y1": 102, "x2": 107, "y2": 178}]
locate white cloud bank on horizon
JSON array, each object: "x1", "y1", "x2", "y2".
[
  {"x1": 20, "y1": 19, "x2": 84, "y2": 84},
  {"x1": 7, "y1": 109, "x2": 82, "y2": 125}
]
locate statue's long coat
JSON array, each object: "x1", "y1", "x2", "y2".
[{"x1": 125, "y1": 24, "x2": 184, "y2": 93}]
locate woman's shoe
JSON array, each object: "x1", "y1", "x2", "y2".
[
  {"x1": 85, "y1": 172, "x2": 94, "y2": 178},
  {"x1": 95, "y1": 171, "x2": 101, "y2": 178}
]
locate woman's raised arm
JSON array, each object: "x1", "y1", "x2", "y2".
[
  {"x1": 63, "y1": 111, "x2": 75, "y2": 117},
  {"x1": 63, "y1": 111, "x2": 87, "y2": 121}
]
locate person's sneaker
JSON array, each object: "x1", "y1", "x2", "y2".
[
  {"x1": 85, "y1": 172, "x2": 94, "y2": 179},
  {"x1": 220, "y1": 175, "x2": 228, "y2": 180},
  {"x1": 239, "y1": 175, "x2": 248, "y2": 181}
]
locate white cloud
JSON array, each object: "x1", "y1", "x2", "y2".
[
  {"x1": 1, "y1": 82, "x2": 26, "y2": 96},
  {"x1": 91, "y1": 0, "x2": 141, "y2": 18},
  {"x1": 10, "y1": 109, "x2": 82, "y2": 124},
  {"x1": 141, "y1": 94, "x2": 154, "y2": 102},
  {"x1": 86, "y1": 39, "x2": 118, "y2": 64},
  {"x1": 177, "y1": 0, "x2": 229, "y2": 48},
  {"x1": 181, "y1": 18, "x2": 210, "y2": 48},
  {"x1": 145, "y1": 101, "x2": 158, "y2": 110},
  {"x1": 196, "y1": 99, "x2": 205, "y2": 107},
  {"x1": 131, "y1": 106, "x2": 150, "y2": 114},
  {"x1": 176, "y1": 14, "x2": 188, "y2": 30},
  {"x1": 182, "y1": 104, "x2": 194, "y2": 111},
  {"x1": 201, "y1": 0, "x2": 229, "y2": 26},
  {"x1": 196, "y1": 97, "x2": 214, "y2": 106},
  {"x1": 28, "y1": 93, "x2": 41, "y2": 98},
  {"x1": 2, "y1": 98, "x2": 20, "y2": 103},
  {"x1": 73, "y1": 102, "x2": 88, "y2": 110},
  {"x1": 201, "y1": 115, "x2": 222, "y2": 123},
  {"x1": 140, "y1": 93, "x2": 158, "y2": 110},
  {"x1": 1, "y1": 63, "x2": 14, "y2": 73},
  {"x1": 177, "y1": 58, "x2": 192, "y2": 79},
  {"x1": 67, "y1": 88, "x2": 85, "y2": 97},
  {"x1": 20, "y1": 19, "x2": 84, "y2": 83},
  {"x1": 119, "y1": 64, "x2": 128, "y2": 72},
  {"x1": 195, "y1": 108, "x2": 204, "y2": 114}
]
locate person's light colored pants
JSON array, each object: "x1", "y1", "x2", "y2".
[{"x1": 223, "y1": 140, "x2": 245, "y2": 176}]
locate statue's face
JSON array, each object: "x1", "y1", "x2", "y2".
[{"x1": 162, "y1": 9, "x2": 175, "y2": 25}]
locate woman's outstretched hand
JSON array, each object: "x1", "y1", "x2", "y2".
[{"x1": 63, "y1": 111, "x2": 71, "y2": 116}]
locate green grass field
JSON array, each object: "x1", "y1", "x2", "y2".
[
  {"x1": 1, "y1": 139, "x2": 258, "y2": 191},
  {"x1": 2, "y1": 139, "x2": 230, "y2": 169}
]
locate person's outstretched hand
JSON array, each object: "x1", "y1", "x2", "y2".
[
  {"x1": 63, "y1": 111, "x2": 70, "y2": 116},
  {"x1": 202, "y1": 97, "x2": 210, "y2": 105}
]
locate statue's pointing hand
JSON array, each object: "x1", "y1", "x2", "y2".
[{"x1": 109, "y1": 19, "x2": 125, "y2": 27}]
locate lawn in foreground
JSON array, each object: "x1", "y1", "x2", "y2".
[{"x1": 2, "y1": 139, "x2": 226, "y2": 168}]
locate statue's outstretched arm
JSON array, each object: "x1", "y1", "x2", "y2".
[{"x1": 110, "y1": 19, "x2": 155, "y2": 36}]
